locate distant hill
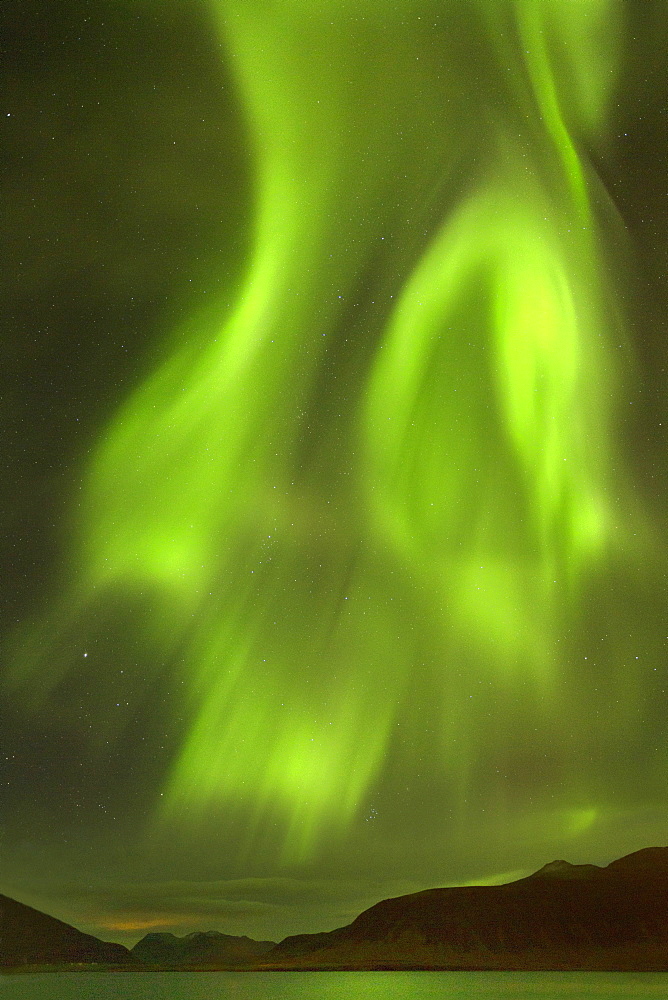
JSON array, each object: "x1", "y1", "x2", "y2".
[
  {"x1": 266, "y1": 847, "x2": 668, "y2": 970},
  {"x1": 132, "y1": 929, "x2": 275, "y2": 966},
  {"x1": 0, "y1": 893, "x2": 134, "y2": 968},
  {"x1": 6, "y1": 847, "x2": 668, "y2": 971}
]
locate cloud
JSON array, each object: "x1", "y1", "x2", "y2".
[{"x1": 17, "y1": 873, "x2": 436, "y2": 944}]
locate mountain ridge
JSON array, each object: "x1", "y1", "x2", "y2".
[
  {"x1": 132, "y1": 929, "x2": 276, "y2": 966},
  {"x1": 0, "y1": 892, "x2": 134, "y2": 968},
  {"x1": 4, "y1": 846, "x2": 668, "y2": 971},
  {"x1": 265, "y1": 845, "x2": 668, "y2": 970}
]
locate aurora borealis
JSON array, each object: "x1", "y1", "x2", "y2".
[{"x1": 1, "y1": 0, "x2": 666, "y2": 946}]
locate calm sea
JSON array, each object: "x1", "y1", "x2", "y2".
[{"x1": 1, "y1": 972, "x2": 667, "y2": 999}]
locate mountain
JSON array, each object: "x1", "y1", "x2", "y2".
[
  {"x1": 527, "y1": 859, "x2": 602, "y2": 880},
  {"x1": 0, "y1": 893, "x2": 134, "y2": 968},
  {"x1": 132, "y1": 930, "x2": 275, "y2": 966},
  {"x1": 266, "y1": 847, "x2": 668, "y2": 970},
  {"x1": 6, "y1": 847, "x2": 668, "y2": 971}
]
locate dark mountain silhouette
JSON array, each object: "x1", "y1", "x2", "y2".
[
  {"x1": 0, "y1": 893, "x2": 134, "y2": 968},
  {"x1": 5, "y1": 847, "x2": 668, "y2": 971},
  {"x1": 266, "y1": 847, "x2": 668, "y2": 970},
  {"x1": 527, "y1": 859, "x2": 602, "y2": 880},
  {"x1": 132, "y1": 929, "x2": 275, "y2": 966}
]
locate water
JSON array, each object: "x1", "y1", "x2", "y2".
[{"x1": 1, "y1": 972, "x2": 667, "y2": 999}]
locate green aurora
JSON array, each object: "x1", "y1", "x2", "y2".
[{"x1": 1, "y1": 0, "x2": 666, "y2": 943}]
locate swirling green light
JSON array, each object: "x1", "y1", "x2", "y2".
[{"x1": 8, "y1": 0, "x2": 643, "y2": 863}]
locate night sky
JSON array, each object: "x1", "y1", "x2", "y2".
[{"x1": 1, "y1": 0, "x2": 666, "y2": 948}]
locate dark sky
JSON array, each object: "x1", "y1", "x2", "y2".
[{"x1": 1, "y1": 0, "x2": 666, "y2": 947}]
